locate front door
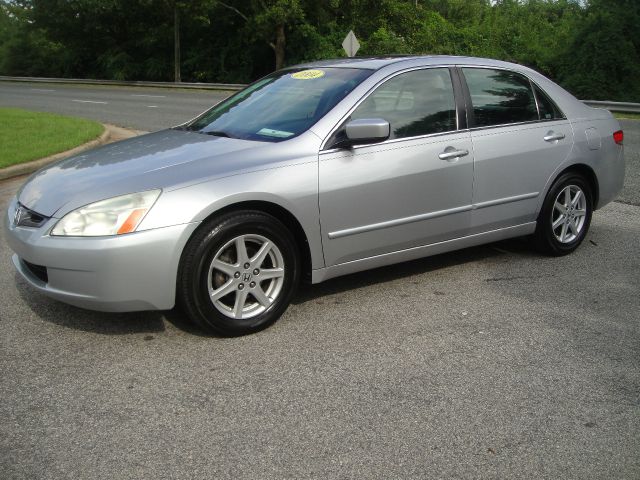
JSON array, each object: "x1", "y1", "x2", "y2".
[{"x1": 319, "y1": 68, "x2": 474, "y2": 267}]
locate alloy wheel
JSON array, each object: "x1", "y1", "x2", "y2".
[
  {"x1": 551, "y1": 184, "x2": 587, "y2": 243},
  {"x1": 207, "y1": 234, "x2": 285, "y2": 319}
]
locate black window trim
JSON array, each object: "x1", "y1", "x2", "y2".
[
  {"x1": 529, "y1": 78, "x2": 567, "y2": 122},
  {"x1": 530, "y1": 78, "x2": 542, "y2": 120},
  {"x1": 449, "y1": 67, "x2": 469, "y2": 130},
  {"x1": 454, "y1": 66, "x2": 474, "y2": 129},
  {"x1": 321, "y1": 65, "x2": 464, "y2": 152},
  {"x1": 456, "y1": 65, "x2": 567, "y2": 132}
]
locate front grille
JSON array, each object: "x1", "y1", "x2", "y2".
[{"x1": 23, "y1": 260, "x2": 48, "y2": 283}]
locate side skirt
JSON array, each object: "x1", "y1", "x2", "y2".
[{"x1": 311, "y1": 222, "x2": 536, "y2": 284}]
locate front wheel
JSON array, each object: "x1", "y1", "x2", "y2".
[
  {"x1": 178, "y1": 211, "x2": 300, "y2": 336},
  {"x1": 533, "y1": 172, "x2": 593, "y2": 256}
]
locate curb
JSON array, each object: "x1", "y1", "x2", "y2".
[{"x1": 0, "y1": 124, "x2": 146, "y2": 181}]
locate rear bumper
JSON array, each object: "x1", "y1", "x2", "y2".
[{"x1": 4, "y1": 197, "x2": 199, "y2": 312}]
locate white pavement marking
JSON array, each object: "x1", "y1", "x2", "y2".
[
  {"x1": 147, "y1": 105, "x2": 158, "y2": 108},
  {"x1": 31, "y1": 88, "x2": 55, "y2": 92},
  {"x1": 72, "y1": 99, "x2": 108, "y2": 104},
  {"x1": 131, "y1": 94, "x2": 166, "y2": 98}
]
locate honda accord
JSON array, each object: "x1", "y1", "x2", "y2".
[{"x1": 4, "y1": 56, "x2": 625, "y2": 335}]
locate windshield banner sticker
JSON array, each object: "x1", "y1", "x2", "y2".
[
  {"x1": 291, "y1": 69, "x2": 325, "y2": 80},
  {"x1": 257, "y1": 128, "x2": 295, "y2": 138}
]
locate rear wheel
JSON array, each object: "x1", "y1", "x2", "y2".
[
  {"x1": 178, "y1": 211, "x2": 300, "y2": 336},
  {"x1": 533, "y1": 172, "x2": 593, "y2": 256}
]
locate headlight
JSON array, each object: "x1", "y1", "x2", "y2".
[{"x1": 51, "y1": 190, "x2": 161, "y2": 236}]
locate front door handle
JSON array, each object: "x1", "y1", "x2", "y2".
[
  {"x1": 438, "y1": 148, "x2": 469, "y2": 161},
  {"x1": 544, "y1": 132, "x2": 566, "y2": 142}
]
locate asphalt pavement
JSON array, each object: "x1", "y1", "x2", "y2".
[
  {"x1": 0, "y1": 83, "x2": 639, "y2": 479},
  {"x1": 619, "y1": 120, "x2": 640, "y2": 206},
  {"x1": 0, "y1": 81, "x2": 231, "y2": 132}
]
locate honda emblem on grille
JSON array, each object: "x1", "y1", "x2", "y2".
[{"x1": 13, "y1": 205, "x2": 24, "y2": 227}]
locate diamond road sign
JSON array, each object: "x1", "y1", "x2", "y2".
[{"x1": 342, "y1": 30, "x2": 360, "y2": 57}]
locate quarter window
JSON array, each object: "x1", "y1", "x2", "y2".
[
  {"x1": 463, "y1": 68, "x2": 538, "y2": 127},
  {"x1": 350, "y1": 68, "x2": 457, "y2": 139},
  {"x1": 533, "y1": 83, "x2": 563, "y2": 120}
]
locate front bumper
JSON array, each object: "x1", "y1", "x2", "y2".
[{"x1": 4, "y1": 197, "x2": 199, "y2": 312}]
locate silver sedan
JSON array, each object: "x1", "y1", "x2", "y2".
[{"x1": 4, "y1": 56, "x2": 625, "y2": 335}]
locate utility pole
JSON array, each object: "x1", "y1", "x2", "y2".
[{"x1": 174, "y1": 4, "x2": 181, "y2": 83}]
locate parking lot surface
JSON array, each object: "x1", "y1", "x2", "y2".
[{"x1": 0, "y1": 91, "x2": 638, "y2": 478}]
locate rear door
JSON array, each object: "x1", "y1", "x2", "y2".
[
  {"x1": 319, "y1": 67, "x2": 474, "y2": 266},
  {"x1": 460, "y1": 67, "x2": 573, "y2": 233}
]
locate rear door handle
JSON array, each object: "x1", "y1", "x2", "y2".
[
  {"x1": 544, "y1": 132, "x2": 565, "y2": 142},
  {"x1": 438, "y1": 149, "x2": 469, "y2": 161}
]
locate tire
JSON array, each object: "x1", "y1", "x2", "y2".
[
  {"x1": 532, "y1": 172, "x2": 593, "y2": 256},
  {"x1": 178, "y1": 210, "x2": 300, "y2": 336}
]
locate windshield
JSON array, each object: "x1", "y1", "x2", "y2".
[{"x1": 183, "y1": 67, "x2": 373, "y2": 142}]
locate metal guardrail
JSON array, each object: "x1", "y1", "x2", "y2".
[
  {"x1": 1, "y1": 76, "x2": 639, "y2": 112},
  {"x1": 0, "y1": 75, "x2": 245, "y2": 91},
  {"x1": 581, "y1": 100, "x2": 640, "y2": 113}
]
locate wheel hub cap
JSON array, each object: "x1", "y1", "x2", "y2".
[
  {"x1": 206, "y1": 234, "x2": 285, "y2": 320},
  {"x1": 551, "y1": 185, "x2": 587, "y2": 244}
]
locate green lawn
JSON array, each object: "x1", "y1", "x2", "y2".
[
  {"x1": 0, "y1": 108, "x2": 103, "y2": 169},
  {"x1": 613, "y1": 112, "x2": 640, "y2": 121}
]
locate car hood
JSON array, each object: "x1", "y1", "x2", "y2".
[{"x1": 17, "y1": 129, "x2": 271, "y2": 217}]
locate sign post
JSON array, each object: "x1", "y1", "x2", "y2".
[{"x1": 342, "y1": 30, "x2": 360, "y2": 58}]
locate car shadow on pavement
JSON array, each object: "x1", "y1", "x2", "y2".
[
  {"x1": 13, "y1": 271, "x2": 207, "y2": 336},
  {"x1": 293, "y1": 237, "x2": 535, "y2": 305},
  {"x1": 13, "y1": 237, "x2": 535, "y2": 336}
]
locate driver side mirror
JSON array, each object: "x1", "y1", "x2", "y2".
[{"x1": 333, "y1": 118, "x2": 390, "y2": 149}]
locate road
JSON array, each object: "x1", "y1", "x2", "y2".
[
  {"x1": 620, "y1": 119, "x2": 640, "y2": 205},
  {"x1": 0, "y1": 81, "x2": 231, "y2": 132},
  {"x1": 1, "y1": 82, "x2": 639, "y2": 479}
]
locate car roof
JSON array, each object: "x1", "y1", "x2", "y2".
[
  {"x1": 290, "y1": 55, "x2": 522, "y2": 71},
  {"x1": 290, "y1": 55, "x2": 592, "y2": 120}
]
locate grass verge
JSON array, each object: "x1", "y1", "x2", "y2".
[
  {"x1": 613, "y1": 112, "x2": 640, "y2": 121},
  {"x1": 0, "y1": 108, "x2": 103, "y2": 169}
]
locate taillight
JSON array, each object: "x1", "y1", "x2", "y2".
[{"x1": 613, "y1": 130, "x2": 623, "y2": 145}]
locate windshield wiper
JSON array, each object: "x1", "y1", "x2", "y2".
[{"x1": 202, "y1": 130, "x2": 233, "y2": 138}]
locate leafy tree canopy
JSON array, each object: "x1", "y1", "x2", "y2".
[{"x1": 0, "y1": 0, "x2": 637, "y2": 100}]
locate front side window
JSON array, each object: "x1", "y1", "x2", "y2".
[
  {"x1": 350, "y1": 68, "x2": 457, "y2": 140},
  {"x1": 184, "y1": 67, "x2": 372, "y2": 142},
  {"x1": 463, "y1": 68, "x2": 538, "y2": 127}
]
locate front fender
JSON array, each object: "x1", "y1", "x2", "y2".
[{"x1": 138, "y1": 162, "x2": 324, "y2": 269}]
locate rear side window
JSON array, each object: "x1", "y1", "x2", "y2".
[
  {"x1": 351, "y1": 68, "x2": 457, "y2": 139},
  {"x1": 533, "y1": 83, "x2": 564, "y2": 120},
  {"x1": 463, "y1": 68, "x2": 538, "y2": 127}
]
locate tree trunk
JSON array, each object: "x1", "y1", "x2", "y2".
[
  {"x1": 174, "y1": 5, "x2": 181, "y2": 83},
  {"x1": 273, "y1": 23, "x2": 285, "y2": 71}
]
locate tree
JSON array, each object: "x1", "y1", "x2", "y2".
[
  {"x1": 555, "y1": 0, "x2": 640, "y2": 100},
  {"x1": 1, "y1": 0, "x2": 638, "y2": 101},
  {"x1": 174, "y1": 2, "x2": 181, "y2": 82},
  {"x1": 217, "y1": 0, "x2": 305, "y2": 70}
]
